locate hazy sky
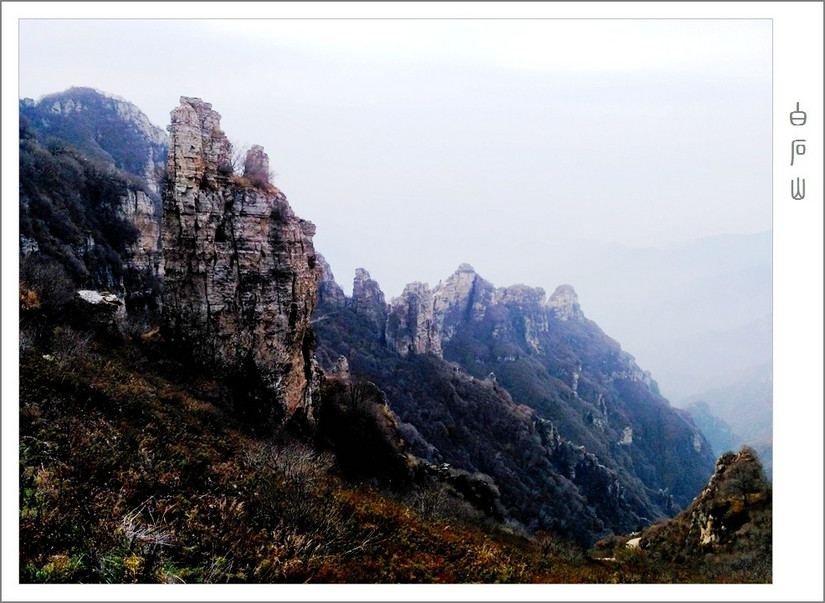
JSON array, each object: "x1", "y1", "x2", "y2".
[{"x1": 18, "y1": 18, "x2": 771, "y2": 298}]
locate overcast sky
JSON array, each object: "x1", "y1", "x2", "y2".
[{"x1": 18, "y1": 18, "x2": 771, "y2": 299}]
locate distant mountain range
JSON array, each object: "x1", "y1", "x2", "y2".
[
  {"x1": 529, "y1": 233, "x2": 771, "y2": 400},
  {"x1": 682, "y1": 364, "x2": 772, "y2": 477},
  {"x1": 524, "y1": 232, "x2": 772, "y2": 467},
  {"x1": 313, "y1": 259, "x2": 716, "y2": 541}
]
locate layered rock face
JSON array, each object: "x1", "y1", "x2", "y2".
[
  {"x1": 433, "y1": 263, "x2": 495, "y2": 343},
  {"x1": 386, "y1": 282, "x2": 441, "y2": 356},
  {"x1": 350, "y1": 268, "x2": 388, "y2": 332},
  {"x1": 120, "y1": 188, "x2": 162, "y2": 285},
  {"x1": 162, "y1": 97, "x2": 321, "y2": 422}
]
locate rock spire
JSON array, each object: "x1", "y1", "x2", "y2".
[{"x1": 162, "y1": 97, "x2": 321, "y2": 423}]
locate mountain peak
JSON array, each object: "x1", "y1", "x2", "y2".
[
  {"x1": 351, "y1": 268, "x2": 388, "y2": 329},
  {"x1": 456, "y1": 263, "x2": 476, "y2": 274},
  {"x1": 636, "y1": 446, "x2": 770, "y2": 576},
  {"x1": 20, "y1": 86, "x2": 168, "y2": 188},
  {"x1": 162, "y1": 96, "x2": 320, "y2": 422},
  {"x1": 317, "y1": 254, "x2": 346, "y2": 307},
  {"x1": 547, "y1": 284, "x2": 582, "y2": 321}
]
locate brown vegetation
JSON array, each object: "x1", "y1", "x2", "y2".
[{"x1": 18, "y1": 319, "x2": 770, "y2": 584}]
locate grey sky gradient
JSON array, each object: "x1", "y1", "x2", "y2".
[{"x1": 19, "y1": 18, "x2": 771, "y2": 301}]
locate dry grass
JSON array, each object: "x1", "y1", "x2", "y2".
[{"x1": 19, "y1": 330, "x2": 769, "y2": 584}]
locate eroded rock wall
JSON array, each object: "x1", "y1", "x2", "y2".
[{"x1": 162, "y1": 97, "x2": 321, "y2": 423}]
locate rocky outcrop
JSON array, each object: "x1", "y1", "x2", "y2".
[
  {"x1": 317, "y1": 254, "x2": 346, "y2": 307},
  {"x1": 638, "y1": 447, "x2": 771, "y2": 572},
  {"x1": 432, "y1": 264, "x2": 495, "y2": 342},
  {"x1": 384, "y1": 266, "x2": 571, "y2": 359},
  {"x1": 119, "y1": 187, "x2": 162, "y2": 300},
  {"x1": 350, "y1": 268, "x2": 388, "y2": 332},
  {"x1": 546, "y1": 284, "x2": 583, "y2": 321},
  {"x1": 386, "y1": 282, "x2": 441, "y2": 357},
  {"x1": 493, "y1": 284, "x2": 550, "y2": 353},
  {"x1": 73, "y1": 289, "x2": 126, "y2": 335},
  {"x1": 686, "y1": 448, "x2": 771, "y2": 546},
  {"x1": 162, "y1": 97, "x2": 321, "y2": 423}
]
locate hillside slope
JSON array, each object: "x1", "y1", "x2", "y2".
[
  {"x1": 637, "y1": 447, "x2": 772, "y2": 581},
  {"x1": 313, "y1": 261, "x2": 715, "y2": 543}
]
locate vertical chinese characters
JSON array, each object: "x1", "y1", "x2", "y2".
[{"x1": 790, "y1": 102, "x2": 807, "y2": 200}]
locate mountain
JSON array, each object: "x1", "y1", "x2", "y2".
[
  {"x1": 19, "y1": 88, "x2": 166, "y2": 317},
  {"x1": 527, "y1": 234, "x2": 771, "y2": 402},
  {"x1": 20, "y1": 86, "x2": 167, "y2": 193},
  {"x1": 18, "y1": 90, "x2": 765, "y2": 582},
  {"x1": 313, "y1": 260, "x2": 716, "y2": 542}
]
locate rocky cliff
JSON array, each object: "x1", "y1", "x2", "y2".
[
  {"x1": 350, "y1": 268, "x2": 388, "y2": 333},
  {"x1": 161, "y1": 97, "x2": 321, "y2": 424},
  {"x1": 406, "y1": 265, "x2": 710, "y2": 506},
  {"x1": 637, "y1": 446, "x2": 771, "y2": 578},
  {"x1": 386, "y1": 282, "x2": 441, "y2": 357},
  {"x1": 316, "y1": 254, "x2": 346, "y2": 307}
]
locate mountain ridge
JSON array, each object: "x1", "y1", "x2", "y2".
[
  {"x1": 313, "y1": 258, "x2": 716, "y2": 541},
  {"x1": 17, "y1": 88, "x2": 770, "y2": 581}
]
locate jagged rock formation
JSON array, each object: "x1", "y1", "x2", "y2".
[
  {"x1": 546, "y1": 284, "x2": 583, "y2": 322},
  {"x1": 161, "y1": 97, "x2": 321, "y2": 424},
  {"x1": 350, "y1": 268, "x2": 388, "y2": 332},
  {"x1": 17, "y1": 88, "x2": 714, "y2": 539},
  {"x1": 379, "y1": 264, "x2": 707, "y2": 494},
  {"x1": 313, "y1": 261, "x2": 716, "y2": 541},
  {"x1": 638, "y1": 447, "x2": 771, "y2": 578},
  {"x1": 316, "y1": 254, "x2": 346, "y2": 307},
  {"x1": 433, "y1": 263, "x2": 493, "y2": 343},
  {"x1": 386, "y1": 282, "x2": 441, "y2": 357}
]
